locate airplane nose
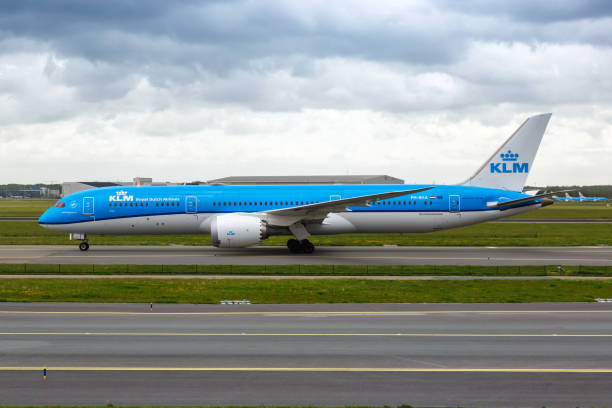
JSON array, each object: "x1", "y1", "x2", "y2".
[{"x1": 38, "y1": 208, "x2": 53, "y2": 225}]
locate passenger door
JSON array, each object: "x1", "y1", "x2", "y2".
[{"x1": 82, "y1": 196, "x2": 95, "y2": 220}]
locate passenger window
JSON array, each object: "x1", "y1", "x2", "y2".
[
  {"x1": 430, "y1": 201, "x2": 433, "y2": 205},
  {"x1": 146, "y1": 202, "x2": 148, "y2": 206}
]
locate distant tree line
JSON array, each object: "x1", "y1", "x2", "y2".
[{"x1": 525, "y1": 185, "x2": 612, "y2": 199}]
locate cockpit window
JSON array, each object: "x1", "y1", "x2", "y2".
[{"x1": 55, "y1": 202, "x2": 65, "y2": 208}]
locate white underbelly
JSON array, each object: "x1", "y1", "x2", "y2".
[{"x1": 43, "y1": 213, "x2": 215, "y2": 235}]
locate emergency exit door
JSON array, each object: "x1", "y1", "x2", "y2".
[{"x1": 449, "y1": 195, "x2": 460, "y2": 213}]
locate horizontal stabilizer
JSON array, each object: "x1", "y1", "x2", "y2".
[{"x1": 488, "y1": 190, "x2": 573, "y2": 208}]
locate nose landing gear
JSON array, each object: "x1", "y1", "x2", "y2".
[{"x1": 70, "y1": 233, "x2": 89, "y2": 251}]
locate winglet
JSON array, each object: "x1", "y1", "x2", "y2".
[{"x1": 461, "y1": 113, "x2": 552, "y2": 192}]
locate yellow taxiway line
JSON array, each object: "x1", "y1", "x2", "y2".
[{"x1": 1, "y1": 366, "x2": 611, "y2": 373}]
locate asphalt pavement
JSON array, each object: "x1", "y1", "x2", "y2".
[
  {"x1": 2, "y1": 302, "x2": 612, "y2": 407},
  {"x1": 1, "y1": 245, "x2": 611, "y2": 265}
]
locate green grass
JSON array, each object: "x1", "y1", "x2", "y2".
[
  {"x1": 1, "y1": 278, "x2": 612, "y2": 303},
  {"x1": 1, "y1": 220, "x2": 610, "y2": 246},
  {"x1": 0, "y1": 199, "x2": 56, "y2": 217},
  {"x1": 1, "y1": 264, "x2": 610, "y2": 276}
]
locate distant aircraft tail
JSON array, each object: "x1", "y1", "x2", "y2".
[
  {"x1": 461, "y1": 113, "x2": 552, "y2": 192},
  {"x1": 579, "y1": 192, "x2": 585, "y2": 198},
  {"x1": 565, "y1": 192, "x2": 572, "y2": 198}
]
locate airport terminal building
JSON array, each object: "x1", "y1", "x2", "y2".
[{"x1": 61, "y1": 175, "x2": 404, "y2": 196}]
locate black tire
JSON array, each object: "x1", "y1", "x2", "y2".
[
  {"x1": 287, "y1": 239, "x2": 300, "y2": 253},
  {"x1": 79, "y1": 242, "x2": 89, "y2": 251},
  {"x1": 302, "y1": 240, "x2": 315, "y2": 254}
]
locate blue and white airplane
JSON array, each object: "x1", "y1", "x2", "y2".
[
  {"x1": 578, "y1": 192, "x2": 608, "y2": 202},
  {"x1": 40, "y1": 113, "x2": 558, "y2": 253},
  {"x1": 552, "y1": 192, "x2": 581, "y2": 202}
]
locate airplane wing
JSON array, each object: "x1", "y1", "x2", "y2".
[
  {"x1": 261, "y1": 186, "x2": 434, "y2": 226},
  {"x1": 488, "y1": 190, "x2": 573, "y2": 209}
]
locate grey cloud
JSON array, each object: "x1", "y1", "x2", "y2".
[
  {"x1": 436, "y1": 0, "x2": 612, "y2": 22},
  {"x1": 0, "y1": 0, "x2": 611, "y2": 121}
]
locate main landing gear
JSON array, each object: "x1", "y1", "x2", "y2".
[
  {"x1": 79, "y1": 241, "x2": 89, "y2": 251},
  {"x1": 287, "y1": 238, "x2": 315, "y2": 254}
]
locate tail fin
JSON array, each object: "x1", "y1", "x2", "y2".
[
  {"x1": 579, "y1": 192, "x2": 585, "y2": 198},
  {"x1": 461, "y1": 113, "x2": 552, "y2": 192},
  {"x1": 565, "y1": 192, "x2": 572, "y2": 198}
]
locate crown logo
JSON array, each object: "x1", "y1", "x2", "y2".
[
  {"x1": 500, "y1": 150, "x2": 519, "y2": 162},
  {"x1": 116, "y1": 190, "x2": 128, "y2": 195}
]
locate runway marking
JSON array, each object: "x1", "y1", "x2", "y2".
[
  {"x1": 1, "y1": 332, "x2": 612, "y2": 337},
  {"x1": 2, "y1": 310, "x2": 612, "y2": 316},
  {"x1": 1, "y1": 366, "x2": 612, "y2": 373}
]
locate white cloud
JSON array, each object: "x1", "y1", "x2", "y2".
[{"x1": 0, "y1": 1, "x2": 611, "y2": 186}]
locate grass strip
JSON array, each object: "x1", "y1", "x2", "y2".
[
  {"x1": 0, "y1": 264, "x2": 610, "y2": 276},
  {"x1": 1, "y1": 221, "x2": 611, "y2": 246},
  {"x1": 0, "y1": 199, "x2": 56, "y2": 217},
  {"x1": 1, "y1": 278, "x2": 612, "y2": 303}
]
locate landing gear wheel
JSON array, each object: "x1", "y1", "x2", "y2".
[
  {"x1": 287, "y1": 238, "x2": 315, "y2": 254},
  {"x1": 287, "y1": 239, "x2": 300, "y2": 253},
  {"x1": 79, "y1": 242, "x2": 89, "y2": 251},
  {"x1": 301, "y1": 239, "x2": 315, "y2": 254}
]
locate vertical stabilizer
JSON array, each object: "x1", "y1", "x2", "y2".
[{"x1": 461, "y1": 113, "x2": 551, "y2": 192}]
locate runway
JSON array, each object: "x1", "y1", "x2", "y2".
[
  {"x1": 2, "y1": 302, "x2": 612, "y2": 407},
  {"x1": 1, "y1": 245, "x2": 611, "y2": 265}
]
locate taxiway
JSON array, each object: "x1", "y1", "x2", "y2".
[{"x1": 1, "y1": 302, "x2": 612, "y2": 406}]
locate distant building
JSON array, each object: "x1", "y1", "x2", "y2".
[
  {"x1": 206, "y1": 175, "x2": 404, "y2": 185},
  {"x1": 133, "y1": 177, "x2": 153, "y2": 186},
  {"x1": 60, "y1": 175, "x2": 404, "y2": 196},
  {"x1": 61, "y1": 182, "x2": 123, "y2": 197},
  {"x1": 61, "y1": 178, "x2": 179, "y2": 196}
]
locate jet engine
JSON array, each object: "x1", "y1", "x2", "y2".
[{"x1": 211, "y1": 214, "x2": 269, "y2": 248}]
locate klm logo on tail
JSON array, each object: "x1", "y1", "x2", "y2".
[{"x1": 490, "y1": 150, "x2": 528, "y2": 174}]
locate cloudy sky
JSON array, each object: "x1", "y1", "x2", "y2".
[{"x1": 1, "y1": 0, "x2": 611, "y2": 185}]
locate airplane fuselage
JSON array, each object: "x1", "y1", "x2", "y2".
[{"x1": 39, "y1": 184, "x2": 545, "y2": 237}]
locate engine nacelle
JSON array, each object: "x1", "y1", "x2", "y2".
[{"x1": 211, "y1": 214, "x2": 268, "y2": 248}]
